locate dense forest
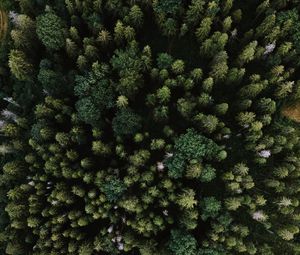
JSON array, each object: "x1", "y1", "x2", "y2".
[{"x1": 1, "y1": 0, "x2": 300, "y2": 254}]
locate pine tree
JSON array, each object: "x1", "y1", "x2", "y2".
[
  {"x1": 36, "y1": 12, "x2": 66, "y2": 50},
  {"x1": 185, "y1": 0, "x2": 205, "y2": 26},
  {"x1": 194, "y1": 113, "x2": 219, "y2": 134},
  {"x1": 210, "y1": 51, "x2": 228, "y2": 81},
  {"x1": 3, "y1": 1, "x2": 300, "y2": 254},
  {"x1": 172, "y1": 60, "x2": 185, "y2": 74},
  {"x1": 65, "y1": 38, "x2": 78, "y2": 58},
  {"x1": 255, "y1": 14, "x2": 276, "y2": 38},
  {"x1": 157, "y1": 86, "x2": 171, "y2": 103},
  {"x1": 128, "y1": 5, "x2": 144, "y2": 27},
  {"x1": 201, "y1": 197, "x2": 221, "y2": 220},
  {"x1": 196, "y1": 17, "x2": 212, "y2": 42},
  {"x1": 8, "y1": 50, "x2": 33, "y2": 80},
  {"x1": 10, "y1": 14, "x2": 36, "y2": 50},
  {"x1": 112, "y1": 108, "x2": 142, "y2": 137},
  {"x1": 168, "y1": 229, "x2": 197, "y2": 255},
  {"x1": 177, "y1": 189, "x2": 197, "y2": 209},
  {"x1": 97, "y1": 30, "x2": 112, "y2": 45},
  {"x1": 237, "y1": 41, "x2": 258, "y2": 66}
]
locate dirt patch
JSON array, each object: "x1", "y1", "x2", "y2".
[
  {"x1": 0, "y1": 10, "x2": 8, "y2": 42},
  {"x1": 282, "y1": 102, "x2": 300, "y2": 122}
]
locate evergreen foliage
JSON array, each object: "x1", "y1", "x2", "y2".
[
  {"x1": 1, "y1": 1, "x2": 300, "y2": 254},
  {"x1": 166, "y1": 129, "x2": 223, "y2": 178},
  {"x1": 168, "y1": 229, "x2": 197, "y2": 255},
  {"x1": 101, "y1": 178, "x2": 126, "y2": 202},
  {"x1": 8, "y1": 50, "x2": 32, "y2": 80},
  {"x1": 36, "y1": 12, "x2": 66, "y2": 50},
  {"x1": 112, "y1": 108, "x2": 142, "y2": 137}
]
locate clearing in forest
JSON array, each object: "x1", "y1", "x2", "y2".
[{"x1": 282, "y1": 102, "x2": 300, "y2": 122}]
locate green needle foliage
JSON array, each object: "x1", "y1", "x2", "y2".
[
  {"x1": 101, "y1": 177, "x2": 127, "y2": 202},
  {"x1": 168, "y1": 229, "x2": 197, "y2": 255},
  {"x1": 112, "y1": 108, "x2": 142, "y2": 137},
  {"x1": 36, "y1": 12, "x2": 66, "y2": 51},
  {"x1": 1, "y1": 0, "x2": 300, "y2": 254}
]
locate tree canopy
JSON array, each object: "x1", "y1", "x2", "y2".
[{"x1": 1, "y1": 0, "x2": 300, "y2": 254}]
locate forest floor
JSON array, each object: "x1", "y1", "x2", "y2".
[
  {"x1": 0, "y1": 10, "x2": 8, "y2": 42},
  {"x1": 282, "y1": 102, "x2": 300, "y2": 122}
]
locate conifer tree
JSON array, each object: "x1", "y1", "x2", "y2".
[
  {"x1": 2, "y1": 1, "x2": 300, "y2": 254},
  {"x1": 36, "y1": 12, "x2": 66, "y2": 50},
  {"x1": 8, "y1": 50, "x2": 33, "y2": 80}
]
